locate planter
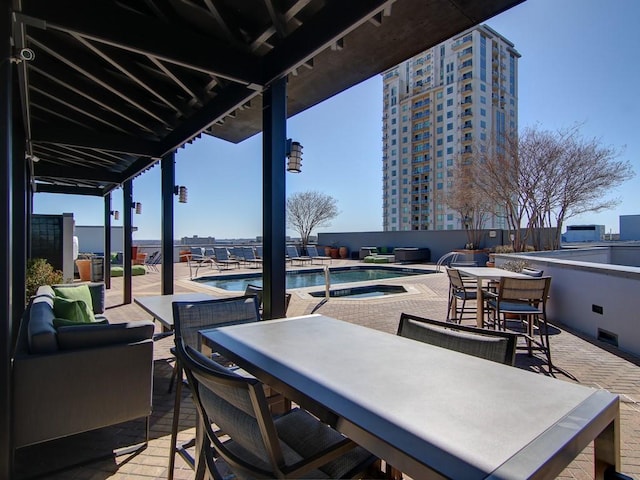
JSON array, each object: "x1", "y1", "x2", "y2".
[
  {"x1": 324, "y1": 246, "x2": 331, "y2": 257},
  {"x1": 329, "y1": 248, "x2": 340, "y2": 259},
  {"x1": 339, "y1": 247, "x2": 348, "y2": 259},
  {"x1": 486, "y1": 261, "x2": 495, "y2": 267},
  {"x1": 75, "y1": 259, "x2": 91, "y2": 281},
  {"x1": 179, "y1": 249, "x2": 190, "y2": 262}
]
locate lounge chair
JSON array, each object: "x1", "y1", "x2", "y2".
[
  {"x1": 242, "y1": 246, "x2": 262, "y2": 268},
  {"x1": 307, "y1": 245, "x2": 331, "y2": 265},
  {"x1": 213, "y1": 247, "x2": 240, "y2": 269},
  {"x1": 286, "y1": 245, "x2": 312, "y2": 266}
]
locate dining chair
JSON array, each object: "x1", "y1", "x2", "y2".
[
  {"x1": 243, "y1": 284, "x2": 292, "y2": 319},
  {"x1": 167, "y1": 295, "x2": 260, "y2": 480},
  {"x1": 397, "y1": 313, "x2": 517, "y2": 365},
  {"x1": 485, "y1": 276, "x2": 552, "y2": 370},
  {"x1": 176, "y1": 342, "x2": 378, "y2": 480},
  {"x1": 445, "y1": 267, "x2": 481, "y2": 323}
]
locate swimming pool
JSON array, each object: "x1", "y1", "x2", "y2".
[
  {"x1": 193, "y1": 266, "x2": 431, "y2": 291},
  {"x1": 309, "y1": 285, "x2": 407, "y2": 299}
]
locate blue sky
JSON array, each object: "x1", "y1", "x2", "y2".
[{"x1": 34, "y1": 0, "x2": 640, "y2": 240}]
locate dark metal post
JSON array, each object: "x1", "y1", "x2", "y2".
[
  {"x1": 123, "y1": 180, "x2": 133, "y2": 304},
  {"x1": 12, "y1": 121, "x2": 26, "y2": 344},
  {"x1": 104, "y1": 193, "x2": 112, "y2": 289},
  {"x1": 161, "y1": 153, "x2": 175, "y2": 295},
  {"x1": 262, "y1": 78, "x2": 287, "y2": 319},
  {"x1": 1, "y1": 0, "x2": 13, "y2": 475}
]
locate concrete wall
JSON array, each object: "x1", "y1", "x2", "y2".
[
  {"x1": 75, "y1": 226, "x2": 125, "y2": 254},
  {"x1": 494, "y1": 250, "x2": 640, "y2": 357},
  {"x1": 317, "y1": 228, "x2": 555, "y2": 263}
]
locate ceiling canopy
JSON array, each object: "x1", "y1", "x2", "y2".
[{"x1": 10, "y1": 0, "x2": 523, "y2": 196}]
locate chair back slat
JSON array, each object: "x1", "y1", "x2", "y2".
[
  {"x1": 172, "y1": 296, "x2": 260, "y2": 351},
  {"x1": 498, "y1": 277, "x2": 550, "y2": 303},
  {"x1": 446, "y1": 267, "x2": 465, "y2": 289},
  {"x1": 398, "y1": 313, "x2": 517, "y2": 365}
]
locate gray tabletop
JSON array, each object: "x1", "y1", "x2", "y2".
[
  {"x1": 134, "y1": 293, "x2": 216, "y2": 329},
  {"x1": 201, "y1": 315, "x2": 619, "y2": 479}
]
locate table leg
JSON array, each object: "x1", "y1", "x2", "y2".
[
  {"x1": 594, "y1": 415, "x2": 620, "y2": 479},
  {"x1": 476, "y1": 280, "x2": 484, "y2": 328}
]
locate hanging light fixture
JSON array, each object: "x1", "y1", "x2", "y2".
[
  {"x1": 110, "y1": 210, "x2": 120, "y2": 220},
  {"x1": 132, "y1": 202, "x2": 142, "y2": 214},
  {"x1": 174, "y1": 185, "x2": 188, "y2": 203},
  {"x1": 286, "y1": 139, "x2": 303, "y2": 173}
]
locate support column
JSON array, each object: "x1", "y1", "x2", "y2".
[
  {"x1": 161, "y1": 152, "x2": 175, "y2": 295},
  {"x1": 262, "y1": 78, "x2": 287, "y2": 319},
  {"x1": 1, "y1": 0, "x2": 13, "y2": 475},
  {"x1": 104, "y1": 194, "x2": 112, "y2": 289},
  {"x1": 11, "y1": 121, "x2": 26, "y2": 344},
  {"x1": 123, "y1": 180, "x2": 133, "y2": 304}
]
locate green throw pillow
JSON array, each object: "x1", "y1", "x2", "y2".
[
  {"x1": 53, "y1": 297, "x2": 93, "y2": 323},
  {"x1": 53, "y1": 318, "x2": 109, "y2": 328},
  {"x1": 53, "y1": 284, "x2": 95, "y2": 321}
]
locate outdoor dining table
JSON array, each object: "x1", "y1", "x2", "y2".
[
  {"x1": 134, "y1": 293, "x2": 216, "y2": 331},
  {"x1": 200, "y1": 314, "x2": 620, "y2": 480},
  {"x1": 454, "y1": 266, "x2": 531, "y2": 327}
]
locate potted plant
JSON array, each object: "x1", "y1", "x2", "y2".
[
  {"x1": 338, "y1": 246, "x2": 349, "y2": 259},
  {"x1": 329, "y1": 242, "x2": 340, "y2": 259},
  {"x1": 25, "y1": 258, "x2": 63, "y2": 304}
]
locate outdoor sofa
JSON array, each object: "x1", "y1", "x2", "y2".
[{"x1": 12, "y1": 282, "x2": 155, "y2": 450}]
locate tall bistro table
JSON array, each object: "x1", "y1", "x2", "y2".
[
  {"x1": 454, "y1": 266, "x2": 531, "y2": 327},
  {"x1": 200, "y1": 315, "x2": 620, "y2": 480},
  {"x1": 134, "y1": 293, "x2": 216, "y2": 331}
]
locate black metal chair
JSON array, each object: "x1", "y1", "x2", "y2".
[
  {"x1": 176, "y1": 342, "x2": 378, "y2": 479},
  {"x1": 398, "y1": 313, "x2": 518, "y2": 366},
  {"x1": 243, "y1": 284, "x2": 292, "y2": 319},
  {"x1": 445, "y1": 267, "x2": 482, "y2": 323},
  {"x1": 167, "y1": 295, "x2": 260, "y2": 480},
  {"x1": 485, "y1": 276, "x2": 553, "y2": 371}
]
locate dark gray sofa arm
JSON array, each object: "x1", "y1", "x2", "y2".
[{"x1": 12, "y1": 337, "x2": 154, "y2": 448}]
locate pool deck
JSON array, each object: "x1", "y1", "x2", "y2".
[{"x1": 15, "y1": 259, "x2": 640, "y2": 480}]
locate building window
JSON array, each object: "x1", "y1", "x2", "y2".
[
  {"x1": 437, "y1": 103, "x2": 443, "y2": 111},
  {"x1": 446, "y1": 135, "x2": 453, "y2": 143},
  {"x1": 447, "y1": 111, "x2": 453, "y2": 118},
  {"x1": 480, "y1": 96, "x2": 486, "y2": 104},
  {"x1": 480, "y1": 108, "x2": 486, "y2": 117},
  {"x1": 447, "y1": 99, "x2": 453, "y2": 106},
  {"x1": 447, "y1": 123, "x2": 453, "y2": 131}
]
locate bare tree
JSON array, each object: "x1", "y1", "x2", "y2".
[
  {"x1": 446, "y1": 161, "x2": 492, "y2": 249},
  {"x1": 475, "y1": 125, "x2": 634, "y2": 250},
  {"x1": 286, "y1": 191, "x2": 339, "y2": 252}
]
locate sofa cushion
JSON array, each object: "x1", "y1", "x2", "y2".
[
  {"x1": 53, "y1": 297, "x2": 94, "y2": 323},
  {"x1": 56, "y1": 321, "x2": 155, "y2": 350},
  {"x1": 53, "y1": 318, "x2": 109, "y2": 328},
  {"x1": 53, "y1": 284, "x2": 96, "y2": 320}
]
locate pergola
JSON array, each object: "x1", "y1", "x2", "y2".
[{"x1": 0, "y1": 0, "x2": 523, "y2": 476}]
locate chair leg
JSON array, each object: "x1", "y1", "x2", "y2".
[
  {"x1": 168, "y1": 362, "x2": 182, "y2": 480},
  {"x1": 168, "y1": 360, "x2": 178, "y2": 393},
  {"x1": 537, "y1": 315, "x2": 553, "y2": 373}
]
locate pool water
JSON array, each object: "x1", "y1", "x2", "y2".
[{"x1": 194, "y1": 266, "x2": 429, "y2": 291}]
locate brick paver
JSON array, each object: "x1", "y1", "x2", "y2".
[{"x1": 16, "y1": 260, "x2": 640, "y2": 479}]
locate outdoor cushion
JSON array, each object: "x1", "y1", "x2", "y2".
[
  {"x1": 53, "y1": 284, "x2": 96, "y2": 320},
  {"x1": 56, "y1": 321, "x2": 155, "y2": 350},
  {"x1": 53, "y1": 297, "x2": 94, "y2": 323},
  {"x1": 53, "y1": 318, "x2": 109, "y2": 329}
]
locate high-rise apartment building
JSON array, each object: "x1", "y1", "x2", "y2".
[{"x1": 381, "y1": 25, "x2": 519, "y2": 231}]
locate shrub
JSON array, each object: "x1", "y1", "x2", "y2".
[
  {"x1": 500, "y1": 260, "x2": 531, "y2": 272},
  {"x1": 494, "y1": 245, "x2": 515, "y2": 254},
  {"x1": 25, "y1": 258, "x2": 63, "y2": 302}
]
